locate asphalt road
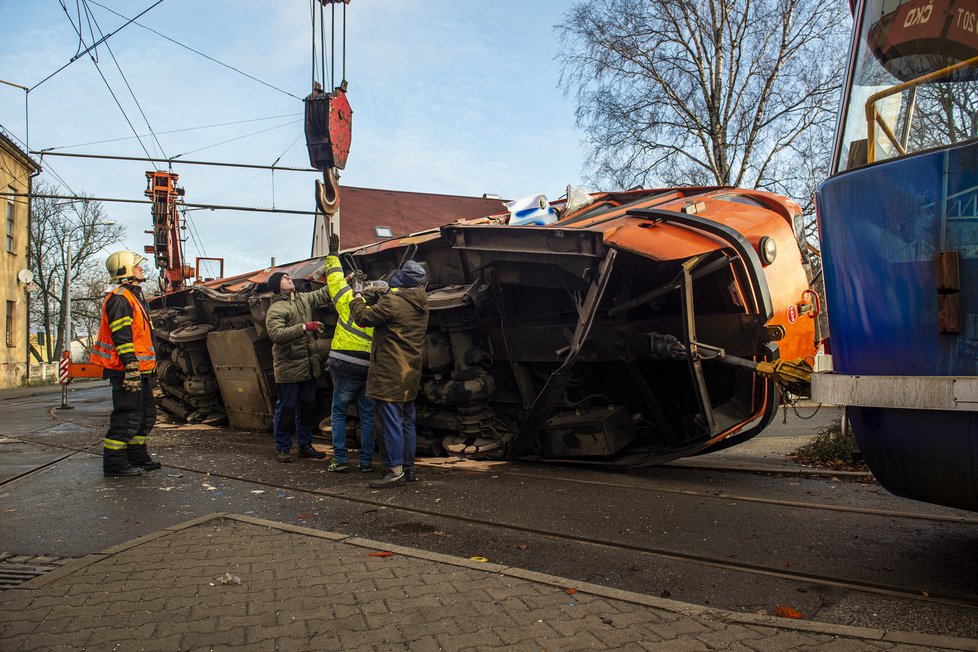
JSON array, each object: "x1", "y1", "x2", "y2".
[{"x1": 1, "y1": 382, "x2": 976, "y2": 639}]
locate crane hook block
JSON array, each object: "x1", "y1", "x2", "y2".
[{"x1": 304, "y1": 84, "x2": 353, "y2": 171}]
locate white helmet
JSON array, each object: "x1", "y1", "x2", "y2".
[{"x1": 106, "y1": 250, "x2": 146, "y2": 282}]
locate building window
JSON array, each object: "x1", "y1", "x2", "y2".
[
  {"x1": 374, "y1": 226, "x2": 393, "y2": 238},
  {"x1": 5, "y1": 301, "x2": 14, "y2": 348},
  {"x1": 6, "y1": 187, "x2": 15, "y2": 254}
]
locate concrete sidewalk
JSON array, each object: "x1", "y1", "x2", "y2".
[{"x1": 1, "y1": 514, "x2": 974, "y2": 651}]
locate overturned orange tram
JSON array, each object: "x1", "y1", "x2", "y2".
[{"x1": 149, "y1": 186, "x2": 819, "y2": 466}]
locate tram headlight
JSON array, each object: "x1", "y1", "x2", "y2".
[{"x1": 758, "y1": 236, "x2": 777, "y2": 265}]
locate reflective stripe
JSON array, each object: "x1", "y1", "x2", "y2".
[
  {"x1": 103, "y1": 438, "x2": 127, "y2": 451},
  {"x1": 329, "y1": 351, "x2": 370, "y2": 366},
  {"x1": 338, "y1": 316, "x2": 370, "y2": 340},
  {"x1": 130, "y1": 436, "x2": 146, "y2": 445},
  {"x1": 90, "y1": 349, "x2": 112, "y2": 360},
  {"x1": 334, "y1": 286, "x2": 351, "y2": 301},
  {"x1": 136, "y1": 354, "x2": 155, "y2": 361},
  {"x1": 109, "y1": 316, "x2": 133, "y2": 332},
  {"x1": 327, "y1": 266, "x2": 343, "y2": 275},
  {"x1": 116, "y1": 343, "x2": 136, "y2": 354}
]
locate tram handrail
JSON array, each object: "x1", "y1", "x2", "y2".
[{"x1": 865, "y1": 54, "x2": 978, "y2": 163}]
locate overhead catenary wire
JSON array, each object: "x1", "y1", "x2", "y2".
[
  {"x1": 87, "y1": 0, "x2": 301, "y2": 100},
  {"x1": 270, "y1": 133, "x2": 306, "y2": 209},
  {"x1": 40, "y1": 113, "x2": 304, "y2": 152},
  {"x1": 84, "y1": 2, "x2": 169, "y2": 160},
  {"x1": 171, "y1": 119, "x2": 301, "y2": 159},
  {"x1": 179, "y1": 204, "x2": 211, "y2": 275},
  {"x1": 33, "y1": 0, "x2": 165, "y2": 91},
  {"x1": 86, "y1": 56, "x2": 159, "y2": 167},
  {"x1": 55, "y1": 1, "x2": 160, "y2": 168},
  {"x1": 32, "y1": 150, "x2": 319, "y2": 173},
  {"x1": 0, "y1": 127, "x2": 76, "y2": 196},
  {"x1": 2, "y1": 191, "x2": 317, "y2": 216}
]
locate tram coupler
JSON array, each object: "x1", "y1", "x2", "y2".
[
  {"x1": 646, "y1": 332, "x2": 813, "y2": 396},
  {"x1": 716, "y1": 353, "x2": 814, "y2": 397}
]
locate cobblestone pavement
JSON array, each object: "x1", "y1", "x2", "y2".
[{"x1": 0, "y1": 514, "x2": 975, "y2": 651}]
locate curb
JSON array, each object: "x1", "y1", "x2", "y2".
[{"x1": 15, "y1": 512, "x2": 976, "y2": 651}]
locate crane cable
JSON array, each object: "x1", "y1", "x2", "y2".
[{"x1": 309, "y1": 0, "x2": 348, "y2": 92}]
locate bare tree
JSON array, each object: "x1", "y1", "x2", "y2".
[
  {"x1": 557, "y1": 0, "x2": 849, "y2": 210},
  {"x1": 28, "y1": 182, "x2": 126, "y2": 358}
]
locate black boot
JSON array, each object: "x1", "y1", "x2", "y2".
[
  {"x1": 298, "y1": 444, "x2": 326, "y2": 459},
  {"x1": 404, "y1": 466, "x2": 416, "y2": 482},
  {"x1": 370, "y1": 469, "x2": 406, "y2": 488},
  {"x1": 104, "y1": 448, "x2": 144, "y2": 478},
  {"x1": 127, "y1": 445, "x2": 161, "y2": 471}
]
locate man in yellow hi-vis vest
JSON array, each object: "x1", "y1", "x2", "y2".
[
  {"x1": 90, "y1": 251, "x2": 160, "y2": 477},
  {"x1": 323, "y1": 233, "x2": 376, "y2": 473}
]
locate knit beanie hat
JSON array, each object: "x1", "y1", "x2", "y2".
[
  {"x1": 389, "y1": 260, "x2": 427, "y2": 288},
  {"x1": 267, "y1": 271, "x2": 287, "y2": 294}
]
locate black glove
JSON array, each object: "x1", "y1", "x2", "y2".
[
  {"x1": 328, "y1": 233, "x2": 340, "y2": 255},
  {"x1": 123, "y1": 361, "x2": 141, "y2": 392}
]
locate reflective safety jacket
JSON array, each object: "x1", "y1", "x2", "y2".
[
  {"x1": 324, "y1": 254, "x2": 373, "y2": 379},
  {"x1": 90, "y1": 285, "x2": 156, "y2": 373}
]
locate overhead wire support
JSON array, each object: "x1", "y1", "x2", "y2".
[{"x1": 32, "y1": 151, "x2": 319, "y2": 173}]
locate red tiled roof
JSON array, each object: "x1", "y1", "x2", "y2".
[{"x1": 334, "y1": 186, "x2": 507, "y2": 247}]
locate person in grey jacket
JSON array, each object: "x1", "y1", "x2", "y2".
[
  {"x1": 349, "y1": 260, "x2": 429, "y2": 487},
  {"x1": 265, "y1": 271, "x2": 331, "y2": 463}
]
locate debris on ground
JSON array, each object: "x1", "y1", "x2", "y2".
[
  {"x1": 213, "y1": 572, "x2": 241, "y2": 585},
  {"x1": 789, "y1": 418, "x2": 869, "y2": 472},
  {"x1": 775, "y1": 604, "x2": 804, "y2": 619}
]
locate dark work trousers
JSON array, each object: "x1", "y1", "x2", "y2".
[
  {"x1": 377, "y1": 400, "x2": 417, "y2": 468},
  {"x1": 104, "y1": 375, "x2": 157, "y2": 470},
  {"x1": 273, "y1": 378, "x2": 318, "y2": 453}
]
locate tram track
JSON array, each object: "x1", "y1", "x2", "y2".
[
  {"x1": 6, "y1": 432, "x2": 978, "y2": 613},
  {"x1": 11, "y1": 420, "x2": 978, "y2": 526}
]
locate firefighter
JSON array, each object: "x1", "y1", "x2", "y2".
[
  {"x1": 90, "y1": 251, "x2": 160, "y2": 477},
  {"x1": 349, "y1": 260, "x2": 429, "y2": 488},
  {"x1": 322, "y1": 233, "x2": 376, "y2": 473},
  {"x1": 265, "y1": 270, "x2": 331, "y2": 463}
]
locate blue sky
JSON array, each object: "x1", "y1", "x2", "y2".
[{"x1": 0, "y1": 0, "x2": 585, "y2": 276}]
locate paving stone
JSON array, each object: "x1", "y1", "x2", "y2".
[
  {"x1": 0, "y1": 517, "x2": 960, "y2": 652},
  {"x1": 245, "y1": 621, "x2": 308, "y2": 644},
  {"x1": 743, "y1": 629, "x2": 834, "y2": 651},
  {"x1": 640, "y1": 635, "x2": 712, "y2": 651}
]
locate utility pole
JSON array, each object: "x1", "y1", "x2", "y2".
[{"x1": 57, "y1": 242, "x2": 73, "y2": 410}]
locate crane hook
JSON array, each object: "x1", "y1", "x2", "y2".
[{"x1": 315, "y1": 167, "x2": 340, "y2": 215}]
